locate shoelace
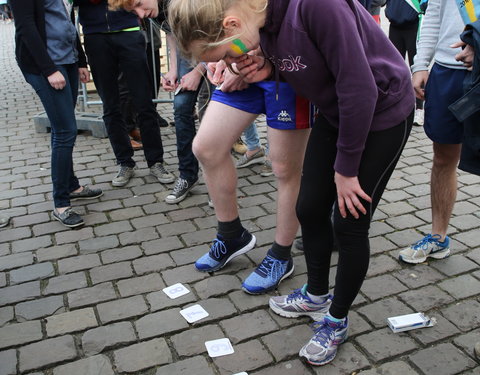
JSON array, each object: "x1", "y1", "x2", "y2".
[
  {"x1": 172, "y1": 178, "x2": 188, "y2": 193},
  {"x1": 117, "y1": 167, "x2": 130, "y2": 177},
  {"x1": 257, "y1": 256, "x2": 285, "y2": 280},
  {"x1": 286, "y1": 288, "x2": 306, "y2": 303},
  {"x1": 209, "y1": 238, "x2": 228, "y2": 260},
  {"x1": 412, "y1": 234, "x2": 442, "y2": 250},
  {"x1": 154, "y1": 164, "x2": 167, "y2": 174},
  {"x1": 311, "y1": 321, "x2": 336, "y2": 345}
]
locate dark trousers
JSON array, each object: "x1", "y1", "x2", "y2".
[
  {"x1": 297, "y1": 113, "x2": 413, "y2": 318},
  {"x1": 84, "y1": 31, "x2": 164, "y2": 168},
  {"x1": 23, "y1": 64, "x2": 80, "y2": 208},
  {"x1": 173, "y1": 58, "x2": 202, "y2": 182},
  {"x1": 389, "y1": 22, "x2": 423, "y2": 110}
]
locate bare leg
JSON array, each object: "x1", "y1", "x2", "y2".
[
  {"x1": 268, "y1": 127, "x2": 310, "y2": 246},
  {"x1": 430, "y1": 142, "x2": 461, "y2": 240},
  {"x1": 192, "y1": 101, "x2": 258, "y2": 221}
]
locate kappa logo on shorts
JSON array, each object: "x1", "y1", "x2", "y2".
[{"x1": 278, "y1": 110, "x2": 292, "y2": 122}]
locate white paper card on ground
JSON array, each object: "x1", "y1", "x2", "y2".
[
  {"x1": 233, "y1": 373, "x2": 248, "y2": 375},
  {"x1": 387, "y1": 312, "x2": 436, "y2": 333},
  {"x1": 163, "y1": 283, "x2": 190, "y2": 299},
  {"x1": 180, "y1": 304, "x2": 209, "y2": 323},
  {"x1": 205, "y1": 338, "x2": 234, "y2": 357}
]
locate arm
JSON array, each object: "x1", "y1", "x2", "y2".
[
  {"x1": 10, "y1": 0, "x2": 57, "y2": 77},
  {"x1": 162, "y1": 33, "x2": 178, "y2": 92}
]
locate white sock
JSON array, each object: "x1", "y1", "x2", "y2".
[{"x1": 306, "y1": 291, "x2": 329, "y2": 304}]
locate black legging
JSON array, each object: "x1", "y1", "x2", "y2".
[{"x1": 297, "y1": 113, "x2": 413, "y2": 318}]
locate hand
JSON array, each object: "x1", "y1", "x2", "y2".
[
  {"x1": 221, "y1": 65, "x2": 249, "y2": 92},
  {"x1": 334, "y1": 172, "x2": 372, "y2": 219},
  {"x1": 78, "y1": 68, "x2": 90, "y2": 83},
  {"x1": 179, "y1": 69, "x2": 202, "y2": 91},
  {"x1": 234, "y1": 54, "x2": 273, "y2": 83},
  {"x1": 205, "y1": 61, "x2": 226, "y2": 86},
  {"x1": 161, "y1": 70, "x2": 178, "y2": 92},
  {"x1": 452, "y1": 41, "x2": 474, "y2": 71},
  {"x1": 47, "y1": 71, "x2": 66, "y2": 90},
  {"x1": 411, "y1": 70, "x2": 429, "y2": 100}
]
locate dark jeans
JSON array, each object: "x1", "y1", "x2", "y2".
[
  {"x1": 83, "y1": 31, "x2": 164, "y2": 168},
  {"x1": 173, "y1": 57, "x2": 202, "y2": 182},
  {"x1": 297, "y1": 113, "x2": 413, "y2": 319},
  {"x1": 23, "y1": 64, "x2": 80, "y2": 208}
]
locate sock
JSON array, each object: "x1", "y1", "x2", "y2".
[
  {"x1": 327, "y1": 312, "x2": 346, "y2": 324},
  {"x1": 218, "y1": 217, "x2": 244, "y2": 240},
  {"x1": 306, "y1": 291, "x2": 330, "y2": 304},
  {"x1": 269, "y1": 241, "x2": 292, "y2": 261}
]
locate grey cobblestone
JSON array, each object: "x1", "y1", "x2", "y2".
[
  {"x1": 119, "y1": 227, "x2": 159, "y2": 245},
  {"x1": 11, "y1": 236, "x2": 52, "y2": 253},
  {"x1": 89, "y1": 261, "x2": 133, "y2": 284},
  {"x1": 0, "y1": 320, "x2": 43, "y2": 349},
  {"x1": 58, "y1": 254, "x2": 101, "y2": 274},
  {"x1": 113, "y1": 338, "x2": 172, "y2": 373},
  {"x1": 78, "y1": 235, "x2": 119, "y2": 254},
  {"x1": 193, "y1": 275, "x2": 240, "y2": 299},
  {"x1": 0, "y1": 349, "x2": 16, "y2": 375},
  {"x1": 133, "y1": 253, "x2": 175, "y2": 275},
  {"x1": 100, "y1": 245, "x2": 142, "y2": 264},
  {"x1": 170, "y1": 324, "x2": 224, "y2": 357},
  {"x1": 141, "y1": 236, "x2": 184, "y2": 255},
  {"x1": 136, "y1": 308, "x2": 189, "y2": 339},
  {"x1": 54, "y1": 227, "x2": 94, "y2": 245},
  {"x1": 0, "y1": 306, "x2": 14, "y2": 327},
  {"x1": 0, "y1": 281, "x2": 40, "y2": 305},
  {"x1": 0, "y1": 252, "x2": 34, "y2": 272},
  {"x1": 10, "y1": 262, "x2": 55, "y2": 285},
  {"x1": 221, "y1": 310, "x2": 278, "y2": 344},
  {"x1": 15, "y1": 295, "x2": 64, "y2": 321},
  {"x1": 81, "y1": 322, "x2": 136, "y2": 356},
  {"x1": 36, "y1": 244, "x2": 77, "y2": 262},
  {"x1": 97, "y1": 295, "x2": 148, "y2": 323},
  {"x1": 19, "y1": 335, "x2": 77, "y2": 373},
  {"x1": 117, "y1": 273, "x2": 165, "y2": 297},
  {"x1": 155, "y1": 356, "x2": 215, "y2": 375},
  {"x1": 213, "y1": 339, "x2": 273, "y2": 374},
  {"x1": 67, "y1": 283, "x2": 117, "y2": 308},
  {"x1": 46, "y1": 307, "x2": 97, "y2": 336},
  {"x1": 52, "y1": 355, "x2": 114, "y2": 375},
  {"x1": 43, "y1": 272, "x2": 88, "y2": 295},
  {"x1": 356, "y1": 328, "x2": 417, "y2": 362}
]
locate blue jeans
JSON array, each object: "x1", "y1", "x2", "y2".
[
  {"x1": 23, "y1": 64, "x2": 80, "y2": 208},
  {"x1": 173, "y1": 58, "x2": 201, "y2": 182},
  {"x1": 243, "y1": 122, "x2": 261, "y2": 151}
]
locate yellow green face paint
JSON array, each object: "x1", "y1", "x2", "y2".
[{"x1": 230, "y1": 39, "x2": 249, "y2": 55}]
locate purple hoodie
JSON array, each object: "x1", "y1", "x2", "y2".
[{"x1": 260, "y1": 0, "x2": 415, "y2": 177}]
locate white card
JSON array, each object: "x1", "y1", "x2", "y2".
[
  {"x1": 233, "y1": 373, "x2": 248, "y2": 375},
  {"x1": 163, "y1": 283, "x2": 190, "y2": 299},
  {"x1": 180, "y1": 304, "x2": 209, "y2": 323},
  {"x1": 205, "y1": 338, "x2": 234, "y2": 357}
]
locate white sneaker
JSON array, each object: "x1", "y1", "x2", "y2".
[{"x1": 413, "y1": 108, "x2": 424, "y2": 126}]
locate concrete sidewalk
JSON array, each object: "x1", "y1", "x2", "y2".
[{"x1": 0, "y1": 21, "x2": 479, "y2": 375}]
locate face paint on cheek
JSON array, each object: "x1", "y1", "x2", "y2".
[{"x1": 230, "y1": 39, "x2": 249, "y2": 55}]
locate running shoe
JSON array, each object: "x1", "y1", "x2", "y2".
[{"x1": 399, "y1": 234, "x2": 450, "y2": 264}]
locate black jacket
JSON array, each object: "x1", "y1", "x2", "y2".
[
  {"x1": 9, "y1": 0, "x2": 87, "y2": 76},
  {"x1": 385, "y1": 0, "x2": 419, "y2": 27}
]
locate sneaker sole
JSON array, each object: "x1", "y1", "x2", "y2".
[
  {"x1": 53, "y1": 215, "x2": 84, "y2": 228},
  {"x1": 260, "y1": 171, "x2": 274, "y2": 177},
  {"x1": 236, "y1": 156, "x2": 265, "y2": 169},
  {"x1": 112, "y1": 180, "x2": 130, "y2": 187},
  {"x1": 155, "y1": 176, "x2": 176, "y2": 184},
  {"x1": 165, "y1": 180, "x2": 199, "y2": 204},
  {"x1": 269, "y1": 298, "x2": 330, "y2": 320},
  {"x1": 196, "y1": 234, "x2": 257, "y2": 273},
  {"x1": 69, "y1": 192, "x2": 104, "y2": 202},
  {"x1": 242, "y1": 264, "x2": 295, "y2": 295},
  {"x1": 399, "y1": 248, "x2": 450, "y2": 264}
]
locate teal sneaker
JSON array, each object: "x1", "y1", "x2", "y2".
[
  {"x1": 242, "y1": 251, "x2": 294, "y2": 294},
  {"x1": 399, "y1": 234, "x2": 450, "y2": 264},
  {"x1": 299, "y1": 315, "x2": 348, "y2": 366}
]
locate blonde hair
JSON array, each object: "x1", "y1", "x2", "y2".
[
  {"x1": 108, "y1": 0, "x2": 135, "y2": 11},
  {"x1": 168, "y1": 0, "x2": 267, "y2": 61}
]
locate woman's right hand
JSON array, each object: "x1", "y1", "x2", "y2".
[{"x1": 48, "y1": 71, "x2": 66, "y2": 90}]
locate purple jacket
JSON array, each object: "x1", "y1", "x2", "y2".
[{"x1": 260, "y1": 0, "x2": 415, "y2": 176}]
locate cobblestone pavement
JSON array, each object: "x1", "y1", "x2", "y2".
[{"x1": 1, "y1": 21, "x2": 480, "y2": 375}]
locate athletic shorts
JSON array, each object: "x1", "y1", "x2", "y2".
[
  {"x1": 424, "y1": 63, "x2": 467, "y2": 144},
  {"x1": 211, "y1": 81, "x2": 315, "y2": 130}
]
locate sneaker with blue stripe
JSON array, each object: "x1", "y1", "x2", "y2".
[
  {"x1": 399, "y1": 234, "x2": 450, "y2": 264},
  {"x1": 299, "y1": 315, "x2": 348, "y2": 366},
  {"x1": 269, "y1": 284, "x2": 332, "y2": 320},
  {"x1": 195, "y1": 230, "x2": 256, "y2": 272},
  {"x1": 242, "y1": 251, "x2": 294, "y2": 294}
]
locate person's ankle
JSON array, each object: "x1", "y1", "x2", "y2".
[
  {"x1": 55, "y1": 206, "x2": 71, "y2": 214},
  {"x1": 246, "y1": 147, "x2": 261, "y2": 157},
  {"x1": 72, "y1": 186, "x2": 83, "y2": 194}
]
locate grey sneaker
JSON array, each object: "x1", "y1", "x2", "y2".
[
  {"x1": 269, "y1": 284, "x2": 332, "y2": 320},
  {"x1": 112, "y1": 166, "x2": 135, "y2": 187},
  {"x1": 399, "y1": 234, "x2": 450, "y2": 264},
  {"x1": 69, "y1": 185, "x2": 103, "y2": 201},
  {"x1": 236, "y1": 148, "x2": 265, "y2": 168},
  {"x1": 150, "y1": 163, "x2": 175, "y2": 184},
  {"x1": 53, "y1": 208, "x2": 84, "y2": 228},
  {"x1": 165, "y1": 177, "x2": 198, "y2": 204},
  {"x1": 260, "y1": 159, "x2": 274, "y2": 177}
]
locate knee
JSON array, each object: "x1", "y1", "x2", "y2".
[
  {"x1": 192, "y1": 136, "x2": 224, "y2": 165},
  {"x1": 271, "y1": 159, "x2": 300, "y2": 181}
]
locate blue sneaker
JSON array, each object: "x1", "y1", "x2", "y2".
[
  {"x1": 399, "y1": 234, "x2": 450, "y2": 264},
  {"x1": 242, "y1": 253, "x2": 294, "y2": 294},
  {"x1": 195, "y1": 230, "x2": 256, "y2": 272},
  {"x1": 299, "y1": 315, "x2": 348, "y2": 366},
  {"x1": 269, "y1": 285, "x2": 332, "y2": 320}
]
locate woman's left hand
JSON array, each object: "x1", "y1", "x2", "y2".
[{"x1": 334, "y1": 172, "x2": 372, "y2": 219}]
